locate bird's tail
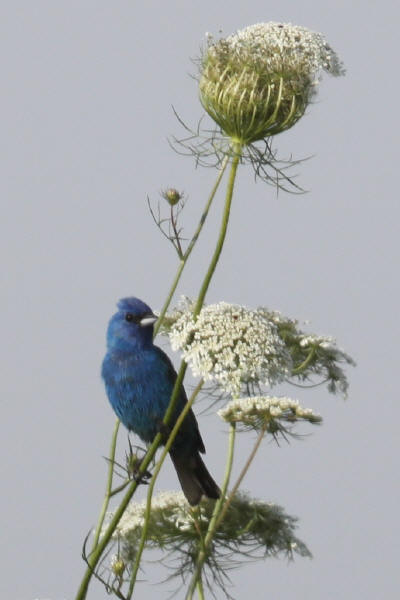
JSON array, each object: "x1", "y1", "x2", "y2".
[{"x1": 170, "y1": 449, "x2": 220, "y2": 506}]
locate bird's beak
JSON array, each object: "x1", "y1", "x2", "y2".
[{"x1": 140, "y1": 313, "x2": 158, "y2": 327}]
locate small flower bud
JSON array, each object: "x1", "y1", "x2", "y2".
[
  {"x1": 111, "y1": 556, "x2": 126, "y2": 577},
  {"x1": 163, "y1": 188, "x2": 182, "y2": 206}
]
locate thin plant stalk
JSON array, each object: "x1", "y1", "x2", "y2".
[
  {"x1": 126, "y1": 145, "x2": 242, "y2": 598},
  {"x1": 76, "y1": 433, "x2": 164, "y2": 600},
  {"x1": 203, "y1": 423, "x2": 236, "y2": 542},
  {"x1": 186, "y1": 423, "x2": 267, "y2": 599},
  {"x1": 126, "y1": 379, "x2": 205, "y2": 599},
  {"x1": 154, "y1": 155, "x2": 229, "y2": 337},
  {"x1": 91, "y1": 419, "x2": 120, "y2": 551},
  {"x1": 170, "y1": 202, "x2": 184, "y2": 259},
  {"x1": 185, "y1": 424, "x2": 236, "y2": 600},
  {"x1": 214, "y1": 422, "x2": 268, "y2": 530},
  {"x1": 75, "y1": 363, "x2": 188, "y2": 600},
  {"x1": 193, "y1": 143, "x2": 242, "y2": 317},
  {"x1": 196, "y1": 577, "x2": 205, "y2": 600},
  {"x1": 76, "y1": 147, "x2": 241, "y2": 600}
]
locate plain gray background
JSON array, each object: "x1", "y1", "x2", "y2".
[{"x1": 1, "y1": 1, "x2": 398, "y2": 598}]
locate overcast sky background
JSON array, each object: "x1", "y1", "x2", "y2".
[{"x1": 1, "y1": 1, "x2": 398, "y2": 599}]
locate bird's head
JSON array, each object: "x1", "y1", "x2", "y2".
[{"x1": 106, "y1": 297, "x2": 158, "y2": 351}]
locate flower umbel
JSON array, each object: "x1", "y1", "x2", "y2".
[
  {"x1": 218, "y1": 395, "x2": 322, "y2": 432},
  {"x1": 113, "y1": 492, "x2": 199, "y2": 556},
  {"x1": 199, "y1": 22, "x2": 345, "y2": 144},
  {"x1": 106, "y1": 491, "x2": 310, "y2": 588},
  {"x1": 169, "y1": 300, "x2": 293, "y2": 397},
  {"x1": 163, "y1": 299, "x2": 354, "y2": 398}
]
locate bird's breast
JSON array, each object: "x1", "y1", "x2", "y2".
[{"x1": 102, "y1": 350, "x2": 173, "y2": 444}]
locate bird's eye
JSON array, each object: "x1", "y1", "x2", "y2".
[{"x1": 125, "y1": 313, "x2": 134, "y2": 322}]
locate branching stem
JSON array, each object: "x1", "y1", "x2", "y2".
[
  {"x1": 185, "y1": 424, "x2": 236, "y2": 600},
  {"x1": 170, "y1": 203, "x2": 184, "y2": 259},
  {"x1": 215, "y1": 422, "x2": 267, "y2": 529},
  {"x1": 91, "y1": 419, "x2": 120, "y2": 551},
  {"x1": 154, "y1": 155, "x2": 229, "y2": 337},
  {"x1": 185, "y1": 421, "x2": 267, "y2": 598},
  {"x1": 76, "y1": 145, "x2": 240, "y2": 600},
  {"x1": 126, "y1": 379, "x2": 205, "y2": 598}
]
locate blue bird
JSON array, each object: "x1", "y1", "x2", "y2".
[{"x1": 101, "y1": 297, "x2": 220, "y2": 505}]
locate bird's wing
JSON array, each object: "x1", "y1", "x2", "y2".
[{"x1": 152, "y1": 345, "x2": 206, "y2": 454}]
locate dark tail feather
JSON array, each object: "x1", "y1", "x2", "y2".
[{"x1": 170, "y1": 450, "x2": 220, "y2": 506}]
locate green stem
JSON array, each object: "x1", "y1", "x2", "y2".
[
  {"x1": 205, "y1": 424, "x2": 236, "y2": 539},
  {"x1": 75, "y1": 434, "x2": 162, "y2": 600},
  {"x1": 133, "y1": 143, "x2": 241, "y2": 585},
  {"x1": 196, "y1": 576, "x2": 205, "y2": 600},
  {"x1": 170, "y1": 203, "x2": 184, "y2": 259},
  {"x1": 154, "y1": 259, "x2": 185, "y2": 336},
  {"x1": 154, "y1": 155, "x2": 229, "y2": 337},
  {"x1": 75, "y1": 360, "x2": 188, "y2": 600},
  {"x1": 185, "y1": 424, "x2": 236, "y2": 600},
  {"x1": 194, "y1": 144, "x2": 241, "y2": 318},
  {"x1": 291, "y1": 346, "x2": 316, "y2": 375},
  {"x1": 109, "y1": 481, "x2": 130, "y2": 497},
  {"x1": 128, "y1": 145, "x2": 241, "y2": 600},
  {"x1": 127, "y1": 379, "x2": 204, "y2": 598},
  {"x1": 186, "y1": 422, "x2": 267, "y2": 599},
  {"x1": 91, "y1": 419, "x2": 120, "y2": 551},
  {"x1": 76, "y1": 147, "x2": 238, "y2": 600},
  {"x1": 214, "y1": 423, "x2": 267, "y2": 530}
]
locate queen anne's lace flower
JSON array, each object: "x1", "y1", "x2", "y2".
[
  {"x1": 218, "y1": 396, "x2": 322, "y2": 431},
  {"x1": 200, "y1": 22, "x2": 344, "y2": 143},
  {"x1": 114, "y1": 491, "x2": 198, "y2": 540},
  {"x1": 224, "y1": 23, "x2": 344, "y2": 77},
  {"x1": 163, "y1": 298, "x2": 354, "y2": 398},
  {"x1": 169, "y1": 302, "x2": 293, "y2": 396},
  {"x1": 106, "y1": 491, "x2": 311, "y2": 580}
]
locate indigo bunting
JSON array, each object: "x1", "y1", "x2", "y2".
[{"x1": 101, "y1": 297, "x2": 220, "y2": 506}]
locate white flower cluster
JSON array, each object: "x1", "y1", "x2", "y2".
[
  {"x1": 223, "y1": 22, "x2": 345, "y2": 79},
  {"x1": 218, "y1": 395, "x2": 321, "y2": 429},
  {"x1": 299, "y1": 333, "x2": 353, "y2": 358},
  {"x1": 169, "y1": 302, "x2": 293, "y2": 396},
  {"x1": 113, "y1": 491, "x2": 201, "y2": 539},
  {"x1": 110, "y1": 554, "x2": 125, "y2": 577}
]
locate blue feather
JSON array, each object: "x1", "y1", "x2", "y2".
[{"x1": 101, "y1": 297, "x2": 219, "y2": 505}]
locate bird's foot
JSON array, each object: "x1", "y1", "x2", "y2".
[{"x1": 125, "y1": 445, "x2": 152, "y2": 484}]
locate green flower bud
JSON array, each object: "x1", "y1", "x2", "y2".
[
  {"x1": 163, "y1": 188, "x2": 182, "y2": 206},
  {"x1": 199, "y1": 23, "x2": 344, "y2": 144},
  {"x1": 111, "y1": 556, "x2": 126, "y2": 577}
]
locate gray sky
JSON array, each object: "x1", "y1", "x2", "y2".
[{"x1": 1, "y1": 1, "x2": 398, "y2": 599}]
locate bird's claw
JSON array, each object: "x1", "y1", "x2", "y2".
[{"x1": 125, "y1": 448, "x2": 153, "y2": 483}]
